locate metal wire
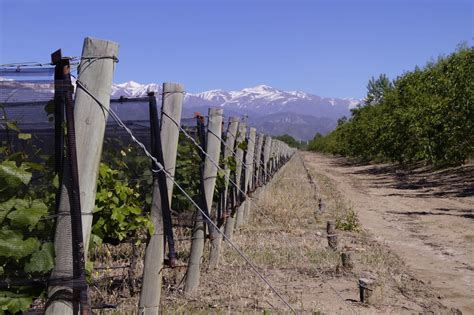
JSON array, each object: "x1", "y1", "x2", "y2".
[
  {"x1": 75, "y1": 79, "x2": 298, "y2": 314},
  {"x1": 207, "y1": 128, "x2": 271, "y2": 181},
  {"x1": 0, "y1": 56, "x2": 117, "y2": 69},
  {"x1": 160, "y1": 111, "x2": 277, "y2": 226}
]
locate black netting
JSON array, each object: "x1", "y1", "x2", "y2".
[{"x1": 1, "y1": 71, "x2": 278, "y2": 313}]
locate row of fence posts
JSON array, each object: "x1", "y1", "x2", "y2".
[{"x1": 44, "y1": 37, "x2": 295, "y2": 314}]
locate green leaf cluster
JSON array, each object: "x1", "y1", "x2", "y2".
[
  {"x1": 275, "y1": 134, "x2": 306, "y2": 149},
  {"x1": 309, "y1": 45, "x2": 474, "y2": 166},
  {"x1": 92, "y1": 162, "x2": 153, "y2": 245},
  {"x1": 0, "y1": 106, "x2": 56, "y2": 313},
  {"x1": 172, "y1": 134, "x2": 202, "y2": 212},
  {"x1": 0, "y1": 160, "x2": 54, "y2": 313}
]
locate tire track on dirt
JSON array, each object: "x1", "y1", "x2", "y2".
[{"x1": 303, "y1": 152, "x2": 474, "y2": 314}]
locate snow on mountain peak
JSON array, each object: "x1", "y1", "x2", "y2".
[
  {"x1": 242, "y1": 84, "x2": 278, "y2": 93},
  {"x1": 109, "y1": 81, "x2": 360, "y2": 117},
  {"x1": 116, "y1": 81, "x2": 141, "y2": 88},
  {"x1": 344, "y1": 98, "x2": 360, "y2": 109},
  {"x1": 288, "y1": 90, "x2": 310, "y2": 99},
  {"x1": 111, "y1": 81, "x2": 161, "y2": 98}
]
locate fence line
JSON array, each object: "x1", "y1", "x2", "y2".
[
  {"x1": 0, "y1": 39, "x2": 298, "y2": 315},
  {"x1": 77, "y1": 81, "x2": 297, "y2": 314}
]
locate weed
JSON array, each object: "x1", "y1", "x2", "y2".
[
  {"x1": 464, "y1": 234, "x2": 474, "y2": 242},
  {"x1": 335, "y1": 207, "x2": 361, "y2": 232}
]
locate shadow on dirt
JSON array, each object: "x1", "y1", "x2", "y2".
[
  {"x1": 387, "y1": 208, "x2": 474, "y2": 220},
  {"x1": 329, "y1": 157, "x2": 474, "y2": 198}
]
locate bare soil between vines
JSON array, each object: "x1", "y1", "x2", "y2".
[
  {"x1": 302, "y1": 152, "x2": 474, "y2": 314},
  {"x1": 90, "y1": 152, "x2": 472, "y2": 314}
]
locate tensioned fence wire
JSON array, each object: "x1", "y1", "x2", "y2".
[
  {"x1": 0, "y1": 79, "x2": 202, "y2": 312},
  {"x1": 90, "y1": 97, "x2": 209, "y2": 310},
  {"x1": 1, "y1": 74, "x2": 298, "y2": 313},
  {"x1": 1, "y1": 63, "x2": 352, "y2": 313},
  {"x1": 74, "y1": 77, "x2": 298, "y2": 313}
]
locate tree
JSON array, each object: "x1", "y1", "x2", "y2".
[
  {"x1": 275, "y1": 134, "x2": 303, "y2": 149},
  {"x1": 364, "y1": 74, "x2": 393, "y2": 106}
]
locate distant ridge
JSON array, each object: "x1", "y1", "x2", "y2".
[
  {"x1": 111, "y1": 82, "x2": 359, "y2": 140},
  {"x1": 0, "y1": 79, "x2": 359, "y2": 140}
]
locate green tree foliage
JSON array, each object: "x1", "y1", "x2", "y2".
[
  {"x1": 364, "y1": 74, "x2": 393, "y2": 106},
  {"x1": 275, "y1": 134, "x2": 305, "y2": 149},
  {"x1": 309, "y1": 45, "x2": 474, "y2": 166}
]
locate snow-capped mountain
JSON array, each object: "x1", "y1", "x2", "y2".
[
  {"x1": 1, "y1": 79, "x2": 360, "y2": 140},
  {"x1": 110, "y1": 82, "x2": 359, "y2": 120},
  {"x1": 110, "y1": 81, "x2": 162, "y2": 98},
  {"x1": 109, "y1": 82, "x2": 360, "y2": 140}
]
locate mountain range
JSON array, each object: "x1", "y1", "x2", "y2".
[
  {"x1": 1, "y1": 78, "x2": 359, "y2": 140},
  {"x1": 111, "y1": 81, "x2": 359, "y2": 140}
]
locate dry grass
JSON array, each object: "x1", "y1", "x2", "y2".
[
  {"x1": 87, "y1": 153, "x2": 452, "y2": 314},
  {"x1": 464, "y1": 234, "x2": 474, "y2": 243}
]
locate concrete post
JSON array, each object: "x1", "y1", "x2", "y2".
[
  {"x1": 243, "y1": 127, "x2": 256, "y2": 223},
  {"x1": 254, "y1": 133, "x2": 264, "y2": 188},
  {"x1": 46, "y1": 37, "x2": 118, "y2": 315},
  {"x1": 208, "y1": 117, "x2": 239, "y2": 269},
  {"x1": 185, "y1": 108, "x2": 223, "y2": 292},
  {"x1": 263, "y1": 136, "x2": 272, "y2": 183},
  {"x1": 139, "y1": 83, "x2": 184, "y2": 314},
  {"x1": 224, "y1": 121, "x2": 246, "y2": 239}
]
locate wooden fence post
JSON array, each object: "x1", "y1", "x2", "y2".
[
  {"x1": 269, "y1": 139, "x2": 276, "y2": 175},
  {"x1": 208, "y1": 116, "x2": 239, "y2": 269},
  {"x1": 231, "y1": 122, "x2": 247, "y2": 231},
  {"x1": 263, "y1": 136, "x2": 272, "y2": 183},
  {"x1": 254, "y1": 133, "x2": 264, "y2": 187},
  {"x1": 46, "y1": 37, "x2": 118, "y2": 315},
  {"x1": 243, "y1": 127, "x2": 256, "y2": 223},
  {"x1": 185, "y1": 108, "x2": 223, "y2": 292},
  {"x1": 327, "y1": 220, "x2": 338, "y2": 250},
  {"x1": 224, "y1": 121, "x2": 246, "y2": 239},
  {"x1": 139, "y1": 83, "x2": 184, "y2": 314}
]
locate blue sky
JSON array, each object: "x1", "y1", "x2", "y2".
[{"x1": 0, "y1": 0, "x2": 472, "y2": 98}]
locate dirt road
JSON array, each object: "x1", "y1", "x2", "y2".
[
  {"x1": 303, "y1": 152, "x2": 474, "y2": 314},
  {"x1": 160, "y1": 153, "x2": 456, "y2": 314}
]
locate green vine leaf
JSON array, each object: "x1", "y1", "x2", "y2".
[
  {"x1": 0, "y1": 198, "x2": 16, "y2": 224},
  {"x1": 0, "y1": 161, "x2": 32, "y2": 189},
  {"x1": 5, "y1": 121, "x2": 20, "y2": 132},
  {"x1": 0, "y1": 291, "x2": 33, "y2": 313},
  {"x1": 7, "y1": 199, "x2": 48, "y2": 229},
  {"x1": 0, "y1": 229, "x2": 40, "y2": 259},
  {"x1": 24, "y1": 242, "x2": 54, "y2": 273},
  {"x1": 18, "y1": 133, "x2": 32, "y2": 140}
]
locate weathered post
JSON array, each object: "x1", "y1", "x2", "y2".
[
  {"x1": 359, "y1": 276, "x2": 382, "y2": 304},
  {"x1": 243, "y1": 127, "x2": 256, "y2": 223},
  {"x1": 185, "y1": 108, "x2": 223, "y2": 292},
  {"x1": 269, "y1": 139, "x2": 276, "y2": 176},
  {"x1": 254, "y1": 133, "x2": 264, "y2": 187},
  {"x1": 224, "y1": 121, "x2": 246, "y2": 239},
  {"x1": 327, "y1": 220, "x2": 338, "y2": 250},
  {"x1": 341, "y1": 252, "x2": 354, "y2": 271},
  {"x1": 318, "y1": 198, "x2": 326, "y2": 213},
  {"x1": 208, "y1": 117, "x2": 239, "y2": 269},
  {"x1": 139, "y1": 83, "x2": 184, "y2": 314},
  {"x1": 234, "y1": 123, "x2": 248, "y2": 229},
  {"x1": 263, "y1": 136, "x2": 272, "y2": 183},
  {"x1": 46, "y1": 37, "x2": 118, "y2": 315}
]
